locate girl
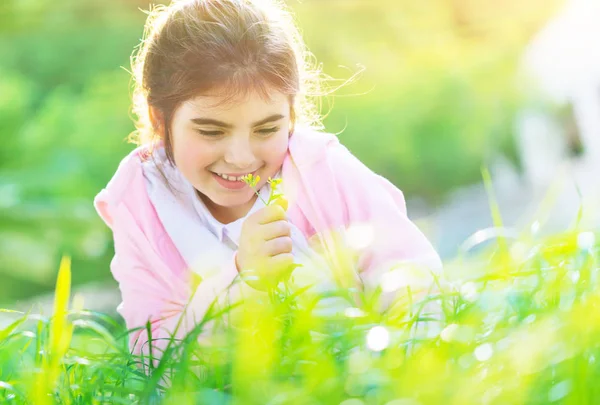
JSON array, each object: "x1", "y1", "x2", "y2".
[{"x1": 94, "y1": 0, "x2": 442, "y2": 357}]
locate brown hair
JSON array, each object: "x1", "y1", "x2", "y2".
[{"x1": 129, "y1": 0, "x2": 327, "y2": 164}]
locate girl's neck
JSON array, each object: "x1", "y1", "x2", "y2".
[{"x1": 197, "y1": 191, "x2": 258, "y2": 224}]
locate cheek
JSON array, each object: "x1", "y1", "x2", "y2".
[
  {"x1": 261, "y1": 134, "x2": 289, "y2": 164},
  {"x1": 173, "y1": 135, "x2": 216, "y2": 172}
]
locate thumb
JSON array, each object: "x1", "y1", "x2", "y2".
[{"x1": 272, "y1": 196, "x2": 289, "y2": 212}]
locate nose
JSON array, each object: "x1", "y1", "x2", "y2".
[{"x1": 223, "y1": 135, "x2": 255, "y2": 170}]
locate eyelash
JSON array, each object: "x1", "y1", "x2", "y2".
[
  {"x1": 257, "y1": 126, "x2": 279, "y2": 135},
  {"x1": 197, "y1": 127, "x2": 280, "y2": 137},
  {"x1": 198, "y1": 130, "x2": 223, "y2": 137}
]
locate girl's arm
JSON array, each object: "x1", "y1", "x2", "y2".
[
  {"x1": 325, "y1": 142, "x2": 443, "y2": 299},
  {"x1": 108, "y1": 209, "x2": 239, "y2": 363}
]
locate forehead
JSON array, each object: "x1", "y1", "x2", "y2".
[{"x1": 182, "y1": 89, "x2": 290, "y2": 116}]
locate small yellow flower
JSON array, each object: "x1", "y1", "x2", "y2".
[
  {"x1": 268, "y1": 178, "x2": 282, "y2": 188},
  {"x1": 241, "y1": 173, "x2": 260, "y2": 187},
  {"x1": 243, "y1": 173, "x2": 287, "y2": 210}
]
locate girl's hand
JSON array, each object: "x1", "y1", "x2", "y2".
[{"x1": 236, "y1": 201, "x2": 293, "y2": 290}]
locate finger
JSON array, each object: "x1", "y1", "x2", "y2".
[
  {"x1": 256, "y1": 204, "x2": 286, "y2": 225},
  {"x1": 270, "y1": 253, "x2": 295, "y2": 270},
  {"x1": 263, "y1": 236, "x2": 293, "y2": 256},
  {"x1": 262, "y1": 220, "x2": 291, "y2": 241}
]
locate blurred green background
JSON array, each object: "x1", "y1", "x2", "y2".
[{"x1": 0, "y1": 0, "x2": 562, "y2": 304}]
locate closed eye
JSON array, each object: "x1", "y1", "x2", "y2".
[
  {"x1": 256, "y1": 126, "x2": 279, "y2": 135},
  {"x1": 197, "y1": 130, "x2": 224, "y2": 137}
]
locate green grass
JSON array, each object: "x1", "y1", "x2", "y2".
[{"x1": 0, "y1": 222, "x2": 598, "y2": 404}]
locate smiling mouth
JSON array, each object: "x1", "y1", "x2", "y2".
[
  {"x1": 213, "y1": 173, "x2": 249, "y2": 182},
  {"x1": 211, "y1": 170, "x2": 259, "y2": 182}
]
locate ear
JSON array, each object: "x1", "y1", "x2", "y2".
[{"x1": 148, "y1": 106, "x2": 165, "y2": 136}]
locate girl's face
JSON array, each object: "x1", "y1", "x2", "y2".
[{"x1": 168, "y1": 90, "x2": 292, "y2": 222}]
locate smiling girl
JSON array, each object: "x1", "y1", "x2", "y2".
[{"x1": 94, "y1": 0, "x2": 442, "y2": 357}]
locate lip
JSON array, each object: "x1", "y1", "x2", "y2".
[
  {"x1": 216, "y1": 172, "x2": 256, "y2": 177},
  {"x1": 211, "y1": 169, "x2": 260, "y2": 178}
]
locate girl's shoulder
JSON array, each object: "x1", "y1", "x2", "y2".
[
  {"x1": 94, "y1": 144, "x2": 154, "y2": 228},
  {"x1": 289, "y1": 127, "x2": 366, "y2": 174},
  {"x1": 288, "y1": 127, "x2": 342, "y2": 167},
  {"x1": 104, "y1": 146, "x2": 151, "y2": 197}
]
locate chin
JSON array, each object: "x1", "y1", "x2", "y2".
[{"x1": 209, "y1": 190, "x2": 254, "y2": 207}]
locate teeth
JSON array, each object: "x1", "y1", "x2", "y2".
[{"x1": 216, "y1": 173, "x2": 248, "y2": 182}]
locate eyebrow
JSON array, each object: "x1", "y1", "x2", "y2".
[{"x1": 189, "y1": 114, "x2": 285, "y2": 128}]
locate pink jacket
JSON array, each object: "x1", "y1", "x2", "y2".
[{"x1": 94, "y1": 129, "x2": 441, "y2": 355}]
